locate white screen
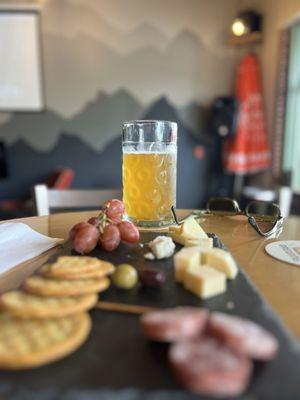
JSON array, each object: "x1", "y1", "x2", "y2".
[{"x1": 0, "y1": 12, "x2": 43, "y2": 111}]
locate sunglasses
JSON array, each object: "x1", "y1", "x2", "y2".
[{"x1": 191, "y1": 197, "x2": 284, "y2": 237}]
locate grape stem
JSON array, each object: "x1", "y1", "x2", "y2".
[
  {"x1": 96, "y1": 210, "x2": 116, "y2": 235},
  {"x1": 97, "y1": 210, "x2": 104, "y2": 219}
]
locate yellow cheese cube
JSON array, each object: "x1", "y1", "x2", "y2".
[
  {"x1": 183, "y1": 265, "x2": 227, "y2": 299},
  {"x1": 206, "y1": 248, "x2": 238, "y2": 279},
  {"x1": 174, "y1": 246, "x2": 205, "y2": 282}
]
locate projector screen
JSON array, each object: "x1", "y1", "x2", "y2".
[{"x1": 0, "y1": 11, "x2": 43, "y2": 111}]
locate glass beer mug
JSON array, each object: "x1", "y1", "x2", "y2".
[{"x1": 122, "y1": 120, "x2": 177, "y2": 228}]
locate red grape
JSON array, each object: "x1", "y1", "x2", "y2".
[
  {"x1": 69, "y1": 222, "x2": 90, "y2": 241},
  {"x1": 102, "y1": 199, "x2": 125, "y2": 224},
  {"x1": 88, "y1": 216, "x2": 100, "y2": 227},
  {"x1": 72, "y1": 225, "x2": 100, "y2": 254},
  {"x1": 118, "y1": 221, "x2": 140, "y2": 243},
  {"x1": 100, "y1": 224, "x2": 121, "y2": 252}
]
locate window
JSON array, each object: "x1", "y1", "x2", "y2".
[{"x1": 0, "y1": 11, "x2": 43, "y2": 111}]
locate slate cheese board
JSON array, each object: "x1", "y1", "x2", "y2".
[{"x1": 1, "y1": 232, "x2": 300, "y2": 400}]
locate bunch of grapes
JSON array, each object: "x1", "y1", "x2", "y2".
[{"x1": 69, "y1": 199, "x2": 139, "y2": 254}]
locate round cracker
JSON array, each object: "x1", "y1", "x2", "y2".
[
  {"x1": 24, "y1": 276, "x2": 110, "y2": 297},
  {"x1": 50, "y1": 256, "x2": 104, "y2": 276},
  {"x1": 0, "y1": 312, "x2": 91, "y2": 369},
  {"x1": 40, "y1": 260, "x2": 115, "y2": 280},
  {"x1": 0, "y1": 291, "x2": 97, "y2": 319}
]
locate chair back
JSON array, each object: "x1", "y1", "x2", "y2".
[{"x1": 34, "y1": 184, "x2": 122, "y2": 216}]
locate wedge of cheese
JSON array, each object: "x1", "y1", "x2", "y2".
[
  {"x1": 169, "y1": 224, "x2": 182, "y2": 234},
  {"x1": 170, "y1": 233, "x2": 213, "y2": 248},
  {"x1": 180, "y1": 217, "x2": 208, "y2": 239},
  {"x1": 174, "y1": 246, "x2": 207, "y2": 282},
  {"x1": 170, "y1": 232, "x2": 213, "y2": 250},
  {"x1": 184, "y1": 237, "x2": 213, "y2": 248},
  {"x1": 183, "y1": 265, "x2": 227, "y2": 299},
  {"x1": 206, "y1": 248, "x2": 238, "y2": 279},
  {"x1": 169, "y1": 217, "x2": 208, "y2": 245}
]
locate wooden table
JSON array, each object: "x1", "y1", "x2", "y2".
[{"x1": 1, "y1": 211, "x2": 300, "y2": 340}]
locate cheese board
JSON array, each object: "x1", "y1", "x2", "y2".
[{"x1": 1, "y1": 231, "x2": 300, "y2": 399}]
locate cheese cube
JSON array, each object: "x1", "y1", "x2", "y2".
[
  {"x1": 206, "y1": 248, "x2": 238, "y2": 279},
  {"x1": 183, "y1": 265, "x2": 227, "y2": 299},
  {"x1": 174, "y1": 246, "x2": 206, "y2": 282}
]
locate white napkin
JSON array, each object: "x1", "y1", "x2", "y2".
[{"x1": 0, "y1": 222, "x2": 64, "y2": 274}]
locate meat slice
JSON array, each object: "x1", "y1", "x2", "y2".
[
  {"x1": 140, "y1": 307, "x2": 208, "y2": 342},
  {"x1": 169, "y1": 337, "x2": 252, "y2": 398},
  {"x1": 208, "y1": 312, "x2": 279, "y2": 361}
]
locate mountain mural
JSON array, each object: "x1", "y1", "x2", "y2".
[
  {"x1": 42, "y1": 29, "x2": 237, "y2": 117},
  {"x1": 0, "y1": 90, "x2": 209, "y2": 151},
  {"x1": 0, "y1": 90, "x2": 143, "y2": 151},
  {"x1": 42, "y1": 0, "x2": 170, "y2": 54},
  {"x1": 178, "y1": 101, "x2": 211, "y2": 141},
  {"x1": 0, "y1": 96, "x2": 220, "y2": 208}
]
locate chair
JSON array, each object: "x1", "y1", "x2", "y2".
[{"x1": 33, "y1": 184, "x2": 122, "y2": 216}]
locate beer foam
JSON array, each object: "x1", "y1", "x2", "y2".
[{"x1": 123, "y1": 142, "x2": 176, "y2": 154}]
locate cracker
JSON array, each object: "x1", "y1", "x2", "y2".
[
  {"x1": 51, "y1": 256, "x2": 102, "y2": 275},
  {"x1": 0, "y1": 312, "x2": 91, "y2": 369},
  {"x1": 24, "y1": 276, "x2": 110, "y2": 297},
  {"x1": 0, "y1": 291, "x2": 97, "y2": 319},
  {"x1": 40, "y1": 260, "x2": 115, "y2": 280}
]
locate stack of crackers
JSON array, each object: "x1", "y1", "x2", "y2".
[{"x1": 0, "y1": 256, "x2": 115, "y2": 370}]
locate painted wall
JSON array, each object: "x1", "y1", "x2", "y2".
[
  {"x1": 252, "y1": 0, "x2": 300, "y2": 138},
  {"x1": 0, "y1": 0, "x2": 241, "y2": 207}
]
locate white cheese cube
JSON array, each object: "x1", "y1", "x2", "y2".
[
  {"x1": 183, "y1": 265, "x2": 227, "y2": 299},
  {"x1": 206, "y1": 248, "x2": 238, "y2": 279},
  {"x1": 174, "y1": 246, "x2": 205, "y2": 282},
  {"x1": 149, "y1": 236, "x2": 175, "y2": 259}
]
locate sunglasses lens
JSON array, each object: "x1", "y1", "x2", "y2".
[
  {"x1": 247, "y1": 201, "x2": 280, "y2": 220},
  {"x1": 247, "y1": 201, "x2": 280, "y2": 233},
  {"x1": 207, "y1": 198, "x2": 239, "y2": 214}
]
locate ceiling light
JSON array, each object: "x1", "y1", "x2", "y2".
[
  {"x1": 231, "y1": 11, "x2": 262, "y2": 38},
  {"x1": 232, "y1": 18, "x2": 248, "y2": 37}
]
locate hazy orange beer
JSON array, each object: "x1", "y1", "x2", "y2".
[{"x1": 122, "y1": 120, "x2": 177, "y2": 227}]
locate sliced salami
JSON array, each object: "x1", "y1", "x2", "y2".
[
  {"x1": 140, "y1": 307, "x2": 208, "y2": 342},
  {"x1": 208, "y1": 312, "x2": 279, "y2": 360},
  {"x1": 169, "y1": 337, "x2": 252, "y2": 397}
]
